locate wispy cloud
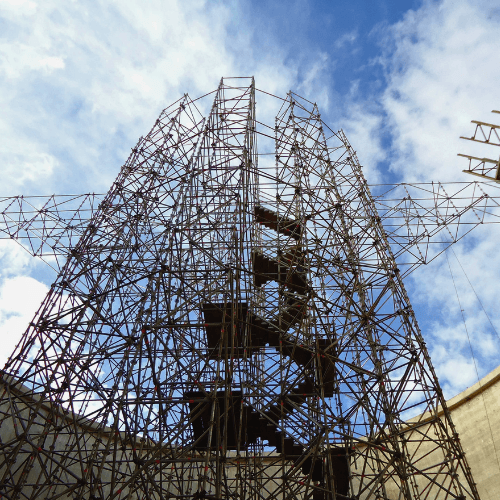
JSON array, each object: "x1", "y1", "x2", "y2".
[
  {"x1": 340, "y1": 0, "x2": 500, "y2": 397},
  {"x1": 334, "y1": 29, "x2": 358, "y2": 50}
]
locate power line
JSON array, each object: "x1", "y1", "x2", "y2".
[
  {"x1": 445, "y1": 249, "x2": 500, "y2": 474},
  {"x1": 451, "y1": 246, "x2": 500, "y2": 344}
]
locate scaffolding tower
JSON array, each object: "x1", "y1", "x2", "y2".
[{"x1": 1, "y1": 77, "x2": 498, "y2": 500}]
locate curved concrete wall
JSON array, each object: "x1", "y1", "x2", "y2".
[
  {"x1": 2, "y1": 366, "x2": 500, "y2": 499},
  {"x1": 434, "y1": 365, "x2": 500, "y2": 499}
]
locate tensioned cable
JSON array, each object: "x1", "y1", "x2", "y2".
[
  {"x1": 445, "y1": 250, "x2": 500, "y2": 473},
  {"x1": 450, "y1": 246, "x2": 500, "y2": 344}
]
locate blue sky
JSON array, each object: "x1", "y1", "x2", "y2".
[{"x1": 1, "y1": 0, "x2": 500, "y2": 399}]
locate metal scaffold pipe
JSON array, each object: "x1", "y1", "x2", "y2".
[{"x1": 1, "y1": 77, "x2": 498, "y2": 500}]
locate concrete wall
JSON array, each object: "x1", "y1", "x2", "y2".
[
  {"x1": 432, "y1": 365, "x2": 500, "y2": 499},
  {"x1": 2, "y1": 367, "x2": 500, "y2": 499},
  {"x1": 0, "y1": 376, "x2": 300, "y2": 499},
  {"x1": 371, "y1": 365, "x2": 500, "y2": 500}
]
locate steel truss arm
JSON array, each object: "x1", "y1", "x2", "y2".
[
  {"x1": 0, "y1": 194, "x2": 103, "y2": 270},
  {"x1": 373, "y1": 180, "x2": 500, "y2": 275},
  {"x1": 2, "y1": 182, "x2": 498, "y2": 276}
]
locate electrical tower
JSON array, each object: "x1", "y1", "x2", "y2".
[{"x1": 0, "y1": 77, "x2": 497, "y2": 500}]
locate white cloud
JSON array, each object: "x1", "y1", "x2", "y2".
[
  {"x1": 338, "y1": 0, "x2": 500, "y2": 397},
  {"x1": 334, "y1": 29, "x2": 357, "y2": 50},
  {"x1": 0, "y1": 275, "x2": 46, "y2": 314},
  {"x1": 0, "y1": 151, "x2": 58, "y2": 191},
  {"x1": 296, "y1": 51, "x2": 331, "y2": 109},
  {"x1": 380, "y1": 0, "x2": 500, "y2": 182},
  {"x1": 0, "y1": 0, "x2": 37, "y2": 17},
  {"x1": 431, "y1": 345, "x2": 478, "y2": 397},
  {"x1": 37, "y1": 56, "x2": 65, "y2": 71},
  {"x1": 0, "y1": 45, "x2": 65, "y2": 79},
  {"x1": 342, "y1": 101, "x2": 386, "y2": 183},
  {"x1": 0, "y1": 275, "x2": 48, "y2": 367},
  {"x1": 0, "y1": 240, "x2": 35, "y2": 277},
  {"x1": 0, "y1": 0, "x2": 317, "y2": 196},
  {"x1": 342, "y1": 0, "x2": 500, "y2": 185}
]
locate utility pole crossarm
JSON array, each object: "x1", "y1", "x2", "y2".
[
  {"x1": 459, "y1": 110, "x2": 500, "y2": 182},
  {"x1": 460, "y1": 119, "x2": 500, "y2": 146},
  {"x1": 457, "y1": 154, "x2": 500, "y2": 182}
]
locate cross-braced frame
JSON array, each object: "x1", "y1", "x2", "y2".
[{"x1": 0, "y1": 77, "x2": 493, "y2": 500}]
